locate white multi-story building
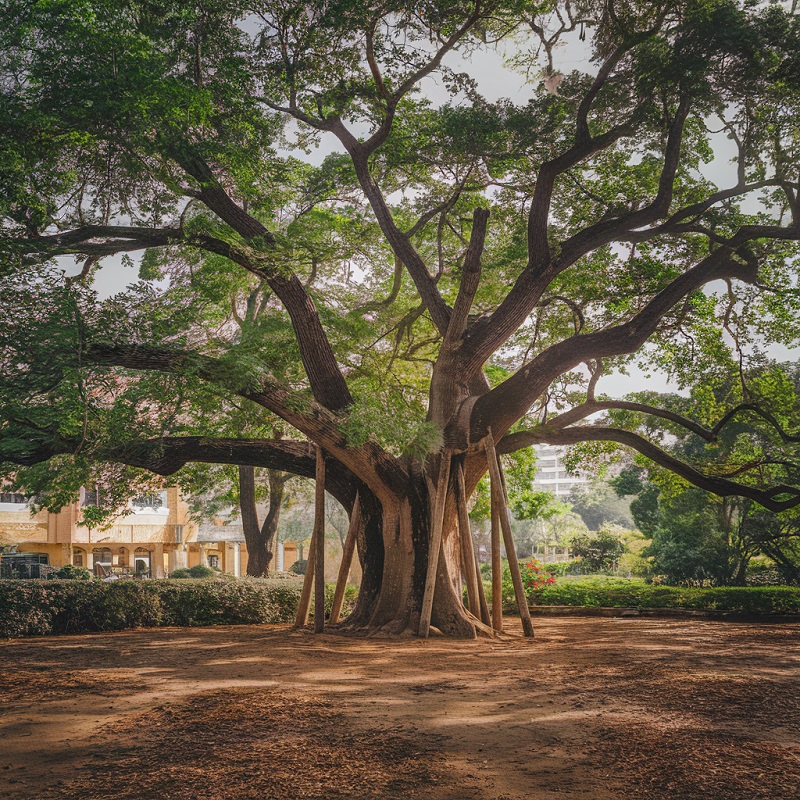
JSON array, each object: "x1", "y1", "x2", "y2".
[{"x1": 531, "y1": 445, "x2": 589, "y2": 498}]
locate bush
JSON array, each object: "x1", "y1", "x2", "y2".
[
  {"x1": 745, "y1": 563, "x2": 795, "y2": 586},
  {"x1": 169, "y1": 568, "x2": 191, "y2": 579},
  {"x1": 570, "y1": 530, "x2": 624, "y2": 572},
  {"x1": 0, "y1": 578, "x2": 303, "y2": 638},
  {"x1": 186, "y1": 564, "x2": 216, "y2": 579},
  {"x1": 482, "y1": 560, "x2": 555, "y2": 610},
  {"x1": 528, "y1": 576, "x2": 800, "y2": 614},
  {"x1": 519, "y1": 559, "x2": 556, "y2": 593},
  {"x1": 318, "y1": 582, "x2": 359, "y2": 620},
  {"x1": 55, "y1": 564, "x2": 91, "y2": 580},
  {"x1": 544, "y1": 562, "x2": 575, "y2": 578},
  {"x1": 289, "y1": 559, "x2": 308, "y2": 575}
]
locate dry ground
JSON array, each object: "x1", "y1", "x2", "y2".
[{"x1": 0, "y1": 617, "x2": 798, "y2": 800}]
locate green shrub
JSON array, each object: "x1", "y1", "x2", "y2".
[
  {"x1": 0, "y1": 578, "x2": 303, "y2": 638},
  {"x1": 318, "y1": 582, "x2": 359, "y2": 620},
  {"x1": 169, "y1": 568, "x2": 191, "y2": 579},
  {"x1": 543, "y1": 562, "x2": 575, "y2": 578},
  {"x1": 289, "y1": 559, "x2": 308, "y2": 575},
  {"x1": 570, "y1": 530, "x2": 624, "y2": 572},
  {"x1": 745, "y1": 563, "x2": 793, "y2": 586},
  {"x1": 186, "y1": 564, "x2": 216, "y2": 579},
  {"x1": 55, "y1": 564, "x2": 91, "y2": 580},
  {"x1": 528, "y1": 577, "x2": 800, "y2": 614},
  {"x1": 480, "y1": 560, "x2": 555, "y2": 610}
]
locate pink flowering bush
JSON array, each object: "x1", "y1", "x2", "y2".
[{"x1": 520, "y1": 559, "x2": 557, "y2": 594}]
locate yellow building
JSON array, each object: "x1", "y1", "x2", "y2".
[
  {"x1": 0, "y1": 488, "x2": 195, "y2": 577},
  {"x1": 0, "y1": 488, "x2": 300, "y2": 578}
]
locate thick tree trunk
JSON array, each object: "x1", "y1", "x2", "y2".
[
  {"x1": 239, "y1": 465, "x2": 286, "y2": 577},
  {"x1": 338, "y1": 457, "x2": 494, "y2": 638}
]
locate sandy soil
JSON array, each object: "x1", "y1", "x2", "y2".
[{"x1": 1, "y1": 617, "x2": 798, "y2": 800}]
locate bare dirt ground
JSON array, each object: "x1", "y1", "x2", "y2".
[{"x1": 1, "y1": 617, "x2": 798, "y2": 800}]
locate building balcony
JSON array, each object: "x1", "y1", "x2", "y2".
[{"x1": 71, "y1": 523, "x2": 185, "y2": 545}]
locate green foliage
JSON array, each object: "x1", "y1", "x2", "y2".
[
  {"x1": 55, "y1": 564, "x2": 91, "y2": 580},
  {"x1": 169, "y1": 568, "x2": 191, "y2": 579},
  {"x1": 469, "y1": 449, "x2": 552, "y2": 522},
  {"x1": 744, "y1": 563, "x2": 787, "y2": 587},
  {"x1": 339, "y1": 399, "x2": 442, "y2": 460},
  {"x1": 568, "y1": 481, "x2": 634, "y2": 531},
  {"x1": 620, "y1": 462, "x2": 800, "y2": 586},
  {"x1": 289, "y1": 559, "x2": 308, "y2": 575},
  {"x1": 482, "y1": 558, "x2": 555, "y2": 609},
  {"x1": 570, "y1": 529, "x2": 626, "y2": 573},
  {"x1": 1, "y1": 0, "x2": 800, "y2": 590},
  {"x1": 186, "y1": 564, "x2": 216, "y2": 578},
  {"x1": 530, "y1": 577, "x2": 800, "y2": 615},
  {"x1": 603, "y1": 363, "x2": 800, "y2": 585},
  {"x1": 319, "y1": 582, "x2": 359, "y2": 621},
  {"x1": 0, "y1": 578, "x2": 302, "y2": 638},
  {"x1": 519, "y1": 558, "x2": 556, "y2": 593}
]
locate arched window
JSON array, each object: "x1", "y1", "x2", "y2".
[
  {"x1": 92, "y1": 547, "x2": 112, "y2": 564},
  {"x1": 133, "y1": 548, "x2": 151, "y2": 576}
]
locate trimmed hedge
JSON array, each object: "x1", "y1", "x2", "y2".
[
  {"x1": 530, "y1": 577, "x2": 800, "y2": 614},
  {"x1": 0, "y1": 578, "x2": 302, "y2": 638}
]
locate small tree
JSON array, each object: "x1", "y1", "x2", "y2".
[{"x1": 570, "y1": 528, "x2": 626, "y2": 573}]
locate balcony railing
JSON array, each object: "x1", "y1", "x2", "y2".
[{"x1": 72, "y1": 524, "x2": 185, "y2": 544}]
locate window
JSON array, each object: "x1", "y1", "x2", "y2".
[
  {"x1": 133, "y1": 493, "x2": 164, "y2": 510},
  {"x1": 74, "y1": 554, "x2": 83, "y2": 567},
  {"x1": 0, "y1": 492, "x2": 28, "y2": 504},
  {"x1": 92, "y1": 547, "x2": 112, "y2": 563},
  {"x1": 82, "y1": 488, "x2": 108, "y2": 507},
  {"x1": 208, "y1": 555, "x2": 220, "y2": 569}
]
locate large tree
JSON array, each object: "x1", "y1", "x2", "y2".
[{"x1": 2, "y1": 0, "x2": 800, "y2": 635}]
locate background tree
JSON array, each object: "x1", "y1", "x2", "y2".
[
  {"x1": 185, "y1": 461, "x2": 294, "y2": 577},
  {"x1": 609, "y1": 362, "x2": 800, "y2": 583},
  {"x1": 570, "y1": 527, "x2": 625, "y2": 573},
  {"x1": 568, "y1": 480, "x2": 635, "y2": 531},
  {"x1": 2, "y1": 0, "x2": 800, "y2": 635}
]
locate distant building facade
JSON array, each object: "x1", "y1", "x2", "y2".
[
  {"x1": 531, "y1": 445, "x2": 589, "y2": 499},
  {"x1": 0, "y1": 488, "x2": 297, "y2": 578},
  {"x1": 0, "y1": 488, "x2": 196, "y2": 577}
]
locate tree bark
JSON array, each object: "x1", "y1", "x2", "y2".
[{"x1": 238, "y1": 465, "x2": 287, "y2": 577}]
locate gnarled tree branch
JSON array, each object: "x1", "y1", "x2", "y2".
[{"x1": 498, "y1": 425, "x2": 800, "y2": 512}]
